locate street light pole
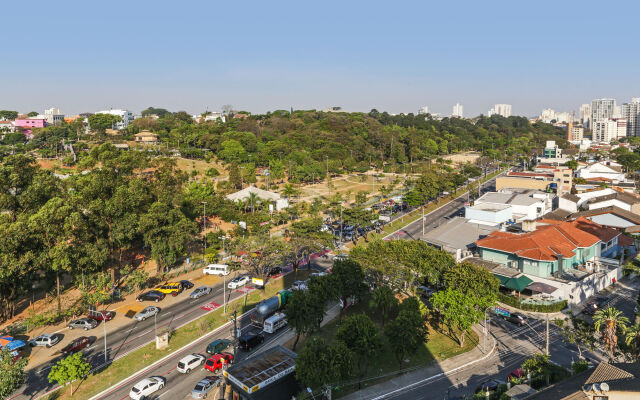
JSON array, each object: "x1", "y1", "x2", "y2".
[
  {"x1": 99, "y1": 312, "x2": 108, "y2": 364},
  {"x1": 154, "y1": 312, "x2": 157, "y2": 338},
  {"x1": 201, "y1": 202, "x2": 207, "y2": 261},
  {"x1": 223, "y1": 272, "x2": 227, "y2": 314},
  {"x1": 484, "y1": 305, "x2": 493, "y2": 353}
]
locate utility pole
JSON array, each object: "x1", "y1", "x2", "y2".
[
  {"x1": 232, "y1": 310, "x2": 238, "y2": 355},
  {"x1": 545, "y1": 313, "x2": 549, "y2": 356},
  {"x1": 201, "y1": 202, "x2": 207, "y2": 261},
  {"x1": 422, "y1": 206, "x2": 425, "y2": 236}
]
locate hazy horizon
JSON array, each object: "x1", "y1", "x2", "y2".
[{"x1": 2, "y1": 0, "x2": 639, "y2": 117}]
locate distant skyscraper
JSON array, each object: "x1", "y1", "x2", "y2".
[
  {"x1": 418, "y1": 106, "x2": 429, "y2": 115},
  {"x1": 579, "y1": 103, "x2": 591, "y2": 128},
  {"x1": 555, "y1": 112, "x2": 571, "y2": 124},
  {"x1": 491, "y1": 104, "x2": 512, "y2": 118},
  {"x1": 622, "y1": 98, "x2": 640, "y2": 137},
  {"x1": 593, "y1": 118, "x2": 627, "y2": 142},
  {"x1": 452, "y1": 103, "x2": 463, "y2": 118},
  {"x1": 591, "y1": 99, "x2": 616, "y2": 127}
]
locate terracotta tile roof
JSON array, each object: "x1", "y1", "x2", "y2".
[{"x1": 476, "y1": 218, "x2": 615, "y2": 262}]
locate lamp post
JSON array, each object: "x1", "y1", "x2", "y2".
[
  {"x1": 484, "y1": 305, "x2": 494, "y2": 353},
  {"x1": 218, "y1": 235, "x2": 227, "y2": 255},
  {"x1": 201, "y1": 201, "x2": 207, "y2": 261},
  {"x1": 154, "y1": 311, "x2": 157, "y2": 338},
  {"x1": 98, "y1": 311, "x2": 108, "y2": 364}
]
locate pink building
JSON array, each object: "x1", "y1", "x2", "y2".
[{"x1": 13, "y1": 119, "x2": 46, "y2": 128}]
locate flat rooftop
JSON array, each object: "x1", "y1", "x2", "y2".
[
  {"x1": 224, "y1": 346, "x2": 296, "y2": 394},
  {"x1": 422, "y1": 217, "x2": 498, "y2": 251}
]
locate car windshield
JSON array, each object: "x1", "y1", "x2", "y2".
[
  {"x1": 131, "y1": 387, "x2": 140, "y2": 393},
  {"x1": 195, "y1": 384, "x2": 205, "y2": 391},
  {"x1": 205, "y1": 360, "x2": 213, "y2": 366}
]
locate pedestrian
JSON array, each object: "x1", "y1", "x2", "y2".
[{"x1": 613, "y1": 277, "x2": 616, "y2": 287}]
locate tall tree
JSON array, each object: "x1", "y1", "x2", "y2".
[
  {"x1": 431, "y1": 288, "x2": 483, "y2": 347},
  {"x1": 385, "y1": 297, "x2": 429, "y2": 366},
  {"x1": 295, "y1": 338, "x2": 354, "y2": 390},
  {"x1": 555, "y1": 316, "x2": 596, "y2": 360},
  {"x1": 624, "y1": 322, "x2": 640, "y2": 361},
  {"x1": 0, "y1": 349, "x2": 28, "y2": 398},
  {"x1": 369, "y1": 286, "x2": 398, "y2": 327},
  {"x1": 594, "y1": 307, "x2": 629, "y2": 361},
  {"x1": 48, "y1": 352, "x2": 91, "y2": 396},
  {"x1": 88, "y1": 113, "x2": 122, "y2": 134},
  {"x1": 336, "y1": 313, "x2": 383, "y2": 389},
  {"x1": 331, "y1": 259, "x2": 368, "y2": 311},
  {"x1": 285, "y1": 289, "x2": 326, "y2": 350}
]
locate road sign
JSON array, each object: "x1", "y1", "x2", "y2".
[{"x1": 494, "y1": 306, "x2": 510, "y2": 317}]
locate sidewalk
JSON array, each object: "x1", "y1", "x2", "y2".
[{"x1": 341, "y1": 325, "x2": 496, "y2": 400}]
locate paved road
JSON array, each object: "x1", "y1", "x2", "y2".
[
  {"x1": 12, "y1": 255, "x2": 333, "y2": 400},
  {"x1": 385, "y1": 171, "x2": 500, "y2": 241},
  {"x1": 383, "y1": 314, "x2": 605, "y2": 400}
]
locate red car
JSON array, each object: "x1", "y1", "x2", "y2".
[
  {"x1": 60, "y1": 337, "x2": 92, "y2": 355},
  {"x1": 204, "y1": 352, "x2": 234, "y2": 373},
  {"x1": 88, "y1": 310, "x2": 115, "y2": 321},
  {"x1": 508, "y1": 368, "x2": 525, "y2": 381}
]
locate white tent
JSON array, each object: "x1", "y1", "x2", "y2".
[{"x1": 226, "y1": 186, "x2": 289, "y2": 210}]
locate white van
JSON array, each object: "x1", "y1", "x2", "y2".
[
  {"x1": 263, "y1": 312, "x2": 287, "y2": 334},
  {"x1": 203, "y1": 264, "x2": 230, "y2": 276}
]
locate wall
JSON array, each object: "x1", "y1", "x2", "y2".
[
  {"x1": 496, "y1": 177, "x2": 549, "y2": 192},
  {"x1": 465, "y1": 206, "x2": 512, "y2": 224},
  {"x1": 588, "y1": 199, "x2": 632, "y2": 212},
  {"x1": 558, "y1": 197, "x2": 578, "y2": 212}
]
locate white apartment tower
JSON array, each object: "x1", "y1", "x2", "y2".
[
  {"x1": 418, "y1": 106, "x2": 429, "y2": 115},
  {"x1": 622, "y1": 98, "x2": 640, "y2": 137},
  {"x1": 452, "y1": 103, "x2": 463, "y2": 118},
  {"x1": 593, "y1": 118, "x2": 627, "y2": 142},
  {"x1": 540, "y1": 108, "x2": 555, "y2": 123},
  {"x1": 579, "y1": 103, "x2": 591, "y2": 128},
  {"x1": 591, "y1": 99, "x2": 616, "y2": 126},
  {"x1": 491, "y1": 104, "x2": 512, "y2": 117}
]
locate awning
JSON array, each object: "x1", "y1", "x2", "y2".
[
  {"x1": 3, "y1": 340, "x2": 26, "y2": 351},
  {"x1": 503, "y1": 275, "x2": 533, "y2": 292},
  {"x1": 0, "y1": 336, "x2": 13, "y2": 347},
  {"x1": 493, "y1": 274, "x2": 510, "y2": 285},
  {"x1": 525, "y1": 282, "x2": 558, "y2": 294}
]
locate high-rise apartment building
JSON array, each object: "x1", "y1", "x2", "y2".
[
  {"x1": 418, "y1": 106, "x2": 429, "y2": 115},
  {"x1": 593, "y1": 118, "x2": 627, "y2": 142},
  {"x1": 452, "y1": 103, "x2": 463, "y2": 118},
  {"x1": 579, "y1": 104, "x2": 591, "y2": 128},
  {"x1": 622, "y1": 98, "x2": 640, "y2": 137},
  {"x1": 540, "y1": 108, "x2": 555, "y2": 123},
  {"x1": 489, "y1": 104, "x2": 511, "y2": 117},
  {"x1": 591, "y1": 99, "x2": 616, "y2": 126}
]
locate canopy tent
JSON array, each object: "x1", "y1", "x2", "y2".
[
  {"x1": 0, "y1": 335, "x2": 13, "y2": 347},
  {"x1": 3, "y1": 340, "x2": 26, "y2": 351},
  {"x1": 525, "y1": 281, "x2": 559, "y2": 295},
  {"x1": 504, "y1": 275, "x2": 534, "y2": 292},
  {"x1": 493, "y1": 274, "x2": 510, "y2": 286}
]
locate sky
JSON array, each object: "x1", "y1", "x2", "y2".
[{"x1": 2, "y1": 0, "x2": 639, "y2": 117}]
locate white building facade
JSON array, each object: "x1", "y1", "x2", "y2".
[
  {"x1": 452, "y1": 103, "x2": 463, "y2": 118},
  {"x1": 622, "y1": 98, "x2": 640, "y2": 137},
  {"x1": 579, "y1": 103, "x2": 591, "y2": 128},
  {"x1": 591, "y1": 98, "x2": 616, "y2": 128},
  {"x1": 489, "y1": 104, "x2": 512, "y2": 117},
  {"x1": 94, "y1": 109, "x2": 134, "y2": 129}
]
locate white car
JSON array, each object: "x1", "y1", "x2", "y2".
[
  {"x1": 227, "y1": 275, "x2": 249, "y2": 289},
  {"x1": 291, "y1": 280, "x2": 308, "y2": 291},
  {"x1": 310, "y1": 271, "x2": 328, "y2": 278},
  {"x1": 190, "y1": 286, "x2": 212, "y2": 299},
  {"x1": 177, "y1": 353, "x2": 206, "y2": 373},
  {"x1": 29, "y1": 333, "x2": 62, "y2": 348},
  {"x1": 135, "y1": 306, "x2": 160, "y2": 321},
  {"x1": 129, "y1": 376, "x2": 165, "y2": 400}
]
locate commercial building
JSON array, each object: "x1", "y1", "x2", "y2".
[
  {"x1": 94, "y1": 109, "x2": 134, "y2": 129},
  {"x1": 13, "y1": 119, "x2": 46, "y2": 128},
  {"x1": 488, "y1": 104, "x2": 512, "y2": 117},
  {"x1": 568, "y1": 124, "x2": 584, "y2": 141},
  {"x1": 452, "y1": 103, "x2": 463, "y2": 118},
  {"x1": 473, "y1": 190, "x2": 550, "y2": 222},
  {"x1": 621, "y1": 98, "x2": 640, "y2": 137},
  {"x1": 543, "y1": 140, "x2": 561, "y2": 158},
  {"x1": 495, "y1": 168, "x2": 572, "y2": 195},
  {"x1": 43, "y1": 107, "x2": 64, "y2": 125}
]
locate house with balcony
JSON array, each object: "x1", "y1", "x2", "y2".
[{"x1": 475, "y1": 217, "x2": 626, "y2": 304}]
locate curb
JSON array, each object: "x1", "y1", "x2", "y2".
[{"x1": 368, "y1": 327, "x2": 497, "y2": 400}]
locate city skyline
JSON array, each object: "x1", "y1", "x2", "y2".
[{"x1": 1, "y1": 0, "x2": 639, "y2": 116}]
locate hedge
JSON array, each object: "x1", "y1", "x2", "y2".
[{"x1": 498, "y1": 293, "x2": 568, "y2": 313}]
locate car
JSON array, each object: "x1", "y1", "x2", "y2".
[
  {"x1": 227, "y1": 275, "x2": 249, "y2": 289},
  {"x1": 585, "y1": 296, "x2": 611, "y2": 315},
  {"x1": 180, "y1": 280, "x2": 195, "y2": 289},
  {"x1": 507, "y1": 368, "x2": 525, "y2": 381},
  {"x1": 334, "y1": 253, "x2": 349, "y2": 261},
  {"x1": 206, "y1": 339, "x2": 231, "y2": 354},
  {"x1": 155, "y1": 282, "x2": 183, "y2": 296},
  {"x1": 137, "y1": 290, "x2": 166, "y2": 302},
  {"x1": 267, "y1": 267, "x2": 283, "y2": 276},
  {"x1": 475, "y1": 379, "x2": 506, "y2": 393},
  {"x1": 310, "y1": 271, "x2": 328, "y2": 278},
  {"x1": 505, "y1": 313, "x2": 526, "y2": 326},
  {"x1": 29, "y1": 333, "x2": 62, "y2": 348},
  {"x1": 129, "y1": 376, "x2": 165, "y2": 400},
  {"x1": 204, "y1": 352, "x2": 234, "y2": 373},
  {"x1": 238, "y1": 332, "x2": 264, "y2": 351},
  {"x1": 135, "y1": 306, "x2": 160, "y2": 321},
  {"x1": 177, "y1": 353, "x2": 206, "y2": 373},
  {"x1": 191, "y1": 376, "x2": 221, "y2": 399},
  {"x1": 68, "y1": 318, "x2": 98, "y2": 331},
  {"x1": 291, "y1": 280, "x2": 308, "y2": 291},
  {"x1": 60, "y1": 336, "x2": 92, "y2": 355},
  {"x1": 88, "y1": 310, "x2": 115, "y2": 321},
  {"x1": 190, "y1": 286, "x2": 213, "y2": 299}
]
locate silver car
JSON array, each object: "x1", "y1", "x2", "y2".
[
  {"x1": 29, "y1": 333, "x2": 62, "y2": 348},
  {"x1": 191, "y1": 376, "x2": 220, "y2": 399},
  {"x1": 68, "y1": 318, "x2": 98, "y2": 330},
  {"x1": 135, "y1": 306, "x2": 160, "y2": 321},
  {"x1": 190, "y1": 286, "x2": 212, "y2": 299}
]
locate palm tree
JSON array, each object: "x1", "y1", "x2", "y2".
[
  {"x1": 594, "y1": 307, "x2": 629, "y2": 361},
  {"x1": 625, "y1": 322, "x2": 640, "y2": 361},
  {"x1": 248, "y1": 192, "x2": 260, "y2": 214}
]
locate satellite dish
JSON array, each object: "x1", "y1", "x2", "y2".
[{"x1": 600, "y1": 383, "x2": 609, "y2": 392}]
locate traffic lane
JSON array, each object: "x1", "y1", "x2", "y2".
[{"x1": 97, "y1": 315, "x2": 292, "y2": 400}]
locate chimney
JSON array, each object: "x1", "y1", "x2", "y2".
[{"x1": 521, "y1": 219, "x2": 537, "y2": 232}]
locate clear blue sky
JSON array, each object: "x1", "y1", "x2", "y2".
[{"x1": 2, "y1": 0, "x2": 639, "y2": 117}]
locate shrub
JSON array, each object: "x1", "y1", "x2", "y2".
[{"x1": 498, "y1": 293, "x2": 567, "y2": 313}]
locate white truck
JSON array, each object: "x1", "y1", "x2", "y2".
[{"x1": 262, "y1": 312, "x2": 287, "y2": 334}]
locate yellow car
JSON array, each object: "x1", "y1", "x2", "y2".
[{"x1": 155, "y1": 282, "x2": 183, "y2": 296}]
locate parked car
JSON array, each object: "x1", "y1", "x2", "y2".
[
  {"x1": 227, "y1": 275, "x2": 250, "y2": 289},
  {"x1": 584, "y1": 296, "x2": 611, "y2": 315},
  {"x1": 60, "y1": 336, "x2": 92, "y2": 355},
  {"x1": 137, "y1": 290, "x2": 166, "y2": 302},
  {"x1": 191, "y1": 376, "x2": 220, "y2": 399},
  {"x1": 206, "y1": 339, "x2": 231, "y2": 354},
  {"x1": 204, "y1": 352, "x2": 234, "y2": 373},
  {"x1": 505, "y1": 313, "x2": 526, "y2": 326},
  {"x1": 507, "y1": 368, "x2": 525, "y2": 381},
  {"x1": 135, "y1": 306, "x2": 160, "y2": 321},
  {"x1": 291, "y1": 280, "x2": 308, "y2": 291},
  {"x1": 475, "y1": 379, "x2": 506, "y2": 393},
  {"x1": 177, "y1": 353, "x2": 206, "y2": 373},
  {"x1": 129, "y1": 376, "x2": 165, "y2": 400},
  {"x1": 29, "y1": 333, "x2": 62, "y2": 348},
  {"x1": 267, "y1": 266, "x2": 283, "y2": 276},
  {"x1": 238, "y1": 332, "x2": 264, "y2": 351},
  {"x1": 203, "y1": 264, "x2": 230, "y2": 276},
  {"x1": 68, "y1": 318, "x2": 98, "y2": 331},
  {"x1": 88, "y1": 310, "x2": 115, "y2": 321},
  {"x1": 155, "y1": 282, "x2": 183, "y2": 296},
  {"x1": 190, "y1": 286, "x2": 212, "y2": 299},
  {"x1": 180, "y1": 280, "x2": 195, "y2": 289},
  {"x1": 310, "y1": 271, "x2": 328, "y2": 278}
]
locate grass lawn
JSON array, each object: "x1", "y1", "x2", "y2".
[
  {"x1": 284, "y1": 297, "x2": 478, "y2": 398},
  {"x1": 43, "y1": 269, "x2": 312, "y2": 400}
]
